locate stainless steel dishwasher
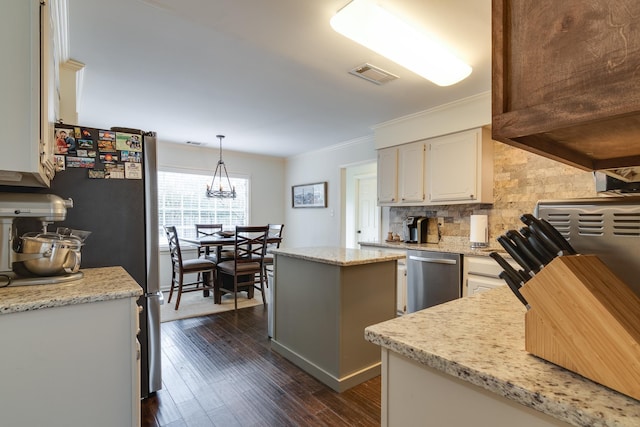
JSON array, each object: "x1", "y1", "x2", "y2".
[{"x1": 407, "y1": 250, "x2": 462, "y2": 313}]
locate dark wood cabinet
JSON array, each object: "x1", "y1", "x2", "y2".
[{"x1": 492, "y1": 0, "x2": 640, "y2": 171}]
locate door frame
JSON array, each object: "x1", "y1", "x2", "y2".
[{"x1": 341, "y1": 161, "x2": 380, "y2": 248}]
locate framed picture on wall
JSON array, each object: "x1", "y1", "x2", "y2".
[{"x1": 292, "y1": 182, "x2": 327, "y2": 208}]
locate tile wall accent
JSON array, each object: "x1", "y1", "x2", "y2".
[{"x1": 388, "y1": 141, "x2": 597, "y2": 247}]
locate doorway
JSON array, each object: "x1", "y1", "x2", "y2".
[
  {"x1": 356, "y1": 176, "x2": 378, "y2": 243},
  {"x1": 343, "y1": 161, "x2": 380, "y2": 248}
]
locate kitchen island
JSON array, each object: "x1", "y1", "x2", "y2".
[
  {"x1": 0, "y1": 267, "x2": 143, "y2": 427},
  {"x1": 270, "y1": 247, "x2": 404, "y2": 392},
  {"x1": 365, "y1": 286, "x2": 640, "y2": 427}
]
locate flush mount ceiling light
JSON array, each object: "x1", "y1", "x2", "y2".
[
  {"x1": 330, "y1": 0, "x2": 472, "y2": 86},
  {"x1": 206, "y1": 135, "x2": 236, "y2": 199}
]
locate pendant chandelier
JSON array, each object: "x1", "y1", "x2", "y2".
[{"x1": 206, "y1": 134, "x2": 236, "y2": 198}]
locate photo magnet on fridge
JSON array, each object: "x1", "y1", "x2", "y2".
[
  {"x1": 125, "y1": 162, "x2": 143, "y2": 179},
  {"x1": 54, "y1": 127, "x2": 77, "y2": 155}
]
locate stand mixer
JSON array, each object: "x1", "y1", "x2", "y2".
[{"x1": 0, "y1": 193, "x2": 84, "y2": 286}]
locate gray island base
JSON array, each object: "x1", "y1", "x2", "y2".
[{"x1": 270, "y1": 247, "x2": 403, "y2": 392}]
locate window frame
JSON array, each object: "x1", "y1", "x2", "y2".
[{"x1": 156, "y1": 166, "x2": 251, "y2": 247}]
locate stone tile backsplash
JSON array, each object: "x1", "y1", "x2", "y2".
[{"x1": 389, "y1": 140, "x2": 597, "y2": 247}]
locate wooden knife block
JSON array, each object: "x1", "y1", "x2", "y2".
[{"x1": 520, "y1": 255, "x2": 640, "y2": 401}]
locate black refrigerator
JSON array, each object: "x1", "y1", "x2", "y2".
[{"x1": 8, "y1": 125, "x2": 163, "y2": 398}]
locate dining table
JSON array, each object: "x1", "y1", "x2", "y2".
[
  {"x1": 181, "y1": 234, "x2": 282, "y2": 303},
  {"x1": 182, "y1": 235, "x2": 282, "y2": 259},
  {"x1": 181, "y1": 235, "x2": 235, "y2": 261}
]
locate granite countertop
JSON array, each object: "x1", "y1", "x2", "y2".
[
  {"x1": 365, "y1": 286, "x2": 640, "y2": 427},
  {"x1": 0, "y1": 266, "x2": 143, "y2": 314},
  {"x1": 271, "y1": 246, "x2": 405, "y2": 266},
  {"x1": 358, "y1": 240, "x2": 506, "y2": 257}
]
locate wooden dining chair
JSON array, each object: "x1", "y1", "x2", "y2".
[
  {"x1": 194, "y1": 224, "x2": 224, "y2": 283},
  {"x1": 164, "y1": 226, "x2": 216, "y2": 310},
  {"x1": 215, "y1": 225, "x2": 269, "y2": 311},
  {"x1": 194, "y1": 223, "x2": 223, "y2": 258},
  {"x1": 262, "y1": 223, "x2": 284, "y2": 282},
  {"x1": 195, "y1": 223, "x2": 235, "y2": 262}
]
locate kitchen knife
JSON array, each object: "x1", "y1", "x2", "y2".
[
  {"x1": 499, "y1": 271, "x2": 530, "y2": 309},
  {"x1": 489, "y1": 251, "x2": 527, "y2": 285},
  {"x1": 520, "y1": 226, "x2": 553, "y2": 260},
  {"x1": 520, "y1": 214, "x2": 577, "y2": 255},
  {"x1": 520, "y1": 217, "x2": 564, "y2": 256},
  {"x1": 497, "y1": 235, "x2": 536, "y2": 278},
  {"x1": 538, "y1": 217, "x2": 577, "y2": 255},
  {"x1": 519, "y1": 227, "x2": 555, "y2": 264},
  {"x1": 505, "y1": 229, "x2": 545, "y2": 273}
]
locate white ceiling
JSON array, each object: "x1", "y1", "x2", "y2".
[{"x1": 68, "y1": 0, "x2": 492, "y2": 157}]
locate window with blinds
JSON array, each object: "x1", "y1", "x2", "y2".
[{"x1": 157, "y1": 171, "x2": 249, "y2": 241}]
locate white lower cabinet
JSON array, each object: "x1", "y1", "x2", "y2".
[
  {"x1": 0, "y1": 297, "x2": 140, "y2": 427},
  {"x1": 381, "y1": 349, "x2": 568, "y2": 426},
  {"x1": 464, "y1": 254, "x2": 518, "y2": 296},
  {"x1": 468, "y1": 274, "x2": 504, "y2": 296}
]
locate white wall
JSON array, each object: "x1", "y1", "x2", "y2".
[
  {"x1": 157, "y1": 141, "x2": 286, "y2": 225},
  {"x1": 284, "y1": 136, "x2": 377, "y2": 248}
]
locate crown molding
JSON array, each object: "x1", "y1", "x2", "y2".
[
  {"x1": 373, "y1": 91, "x2": 491, "y2": 149},
  {"x1": 287, "y1": 134, "x2": 374, "y2": 160},
  {"x1": 372, "y1": 91, "x2": 491, "y2": 131}
]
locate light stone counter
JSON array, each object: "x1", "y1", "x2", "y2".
[
  {"x1": 358, "y1": 239, "x2": 505, "y2": 257},
  {"x1": 0, "y1": 266, "x2": 143, "y2": 314},
  {"x1": 365, "y1": 286, "x2": 640, "y2": 426},
  {"x1": 270, "y1": 246, "x2": 405, "y2": 266}
]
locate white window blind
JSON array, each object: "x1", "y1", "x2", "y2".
[{"x1": 157, "y1": 171, "x2": 248, "y2": 241}]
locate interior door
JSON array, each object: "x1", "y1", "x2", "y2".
[{"x1": 357, "y1": 176, "x2": 379, "y2": 243}]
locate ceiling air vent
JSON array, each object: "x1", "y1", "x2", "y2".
[
  {"x1": 186, "y1": 141, "x2": 204, "y2": 146},
  {"x1": 349, "y1": 63, "x2": 398, "y2": 85}
]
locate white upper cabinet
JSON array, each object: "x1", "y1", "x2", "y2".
[
  {"x1": 398, "y1": 141, "x2": 425, "y2": 203},
  {"x1": 377, "y1": 147, "x2": 398, "y2": 203},
  {"x1": 0, "y1": 0, "x2": 56, "y2": 187},
  {"x1": 378, "y1": 141, "x2": 426, "y2": 206},
  {"x1": 428, "y1": 127, "x2": 494, "y2": 204},
  {"x1": 377, "y1": 127, "x2": 493, "y2": 207}
]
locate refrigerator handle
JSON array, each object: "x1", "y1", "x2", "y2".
[{"x1": 144, "y1": 290, "x2": 164, "y2": 302}]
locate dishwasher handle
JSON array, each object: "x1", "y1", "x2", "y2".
[{"x1": 408, "y1": 255, "x2": 458, "y2": 265}]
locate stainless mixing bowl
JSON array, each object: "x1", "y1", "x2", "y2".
[{"x1": 21, "y1": 233, "x2": 83, "y2": 276}]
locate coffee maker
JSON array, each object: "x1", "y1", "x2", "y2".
[
  {"x1": 402, "y1": 216, "x2": 428, "y2": 243},
  {"x1": 0, "y1": 192, "x2": 78, "y2": 286}
]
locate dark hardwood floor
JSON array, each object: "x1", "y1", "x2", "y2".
[{"x1": 141, "y1": 305, "x2": 381, "y2": 427}]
